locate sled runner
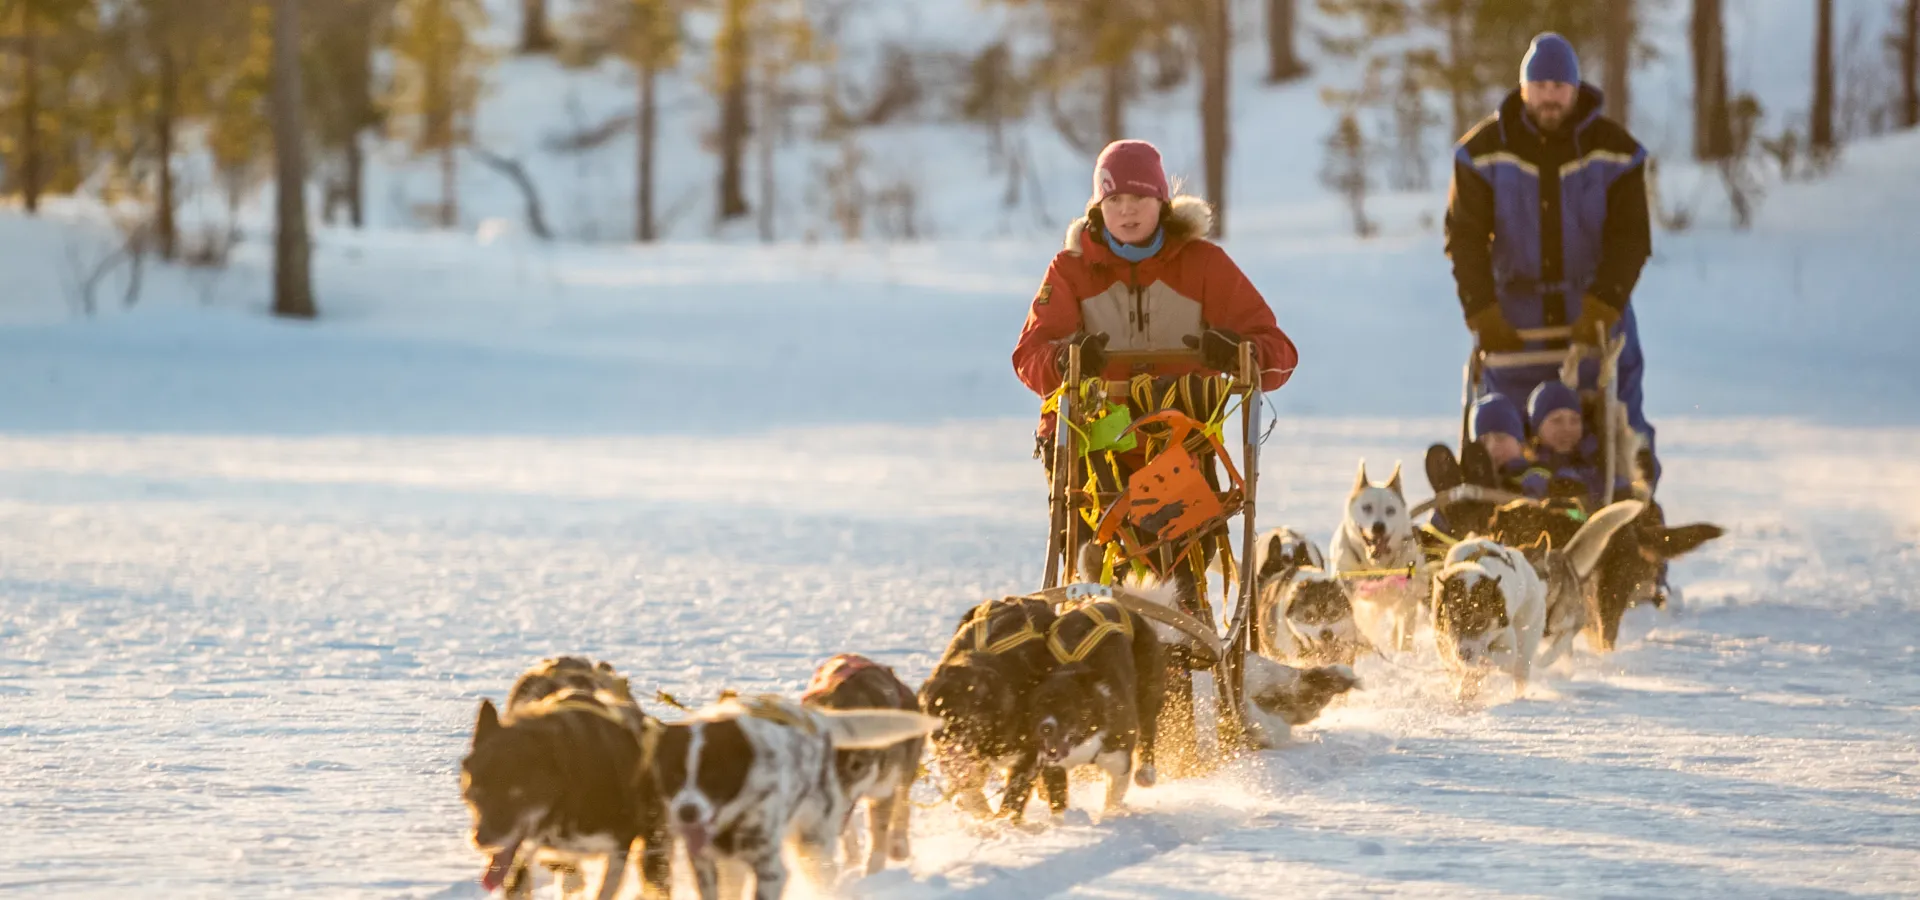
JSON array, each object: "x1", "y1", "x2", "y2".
[{"x1": 1035, "y1": 342, "x2": 1267, "y2": 757}]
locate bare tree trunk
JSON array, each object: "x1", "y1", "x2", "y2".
[
  {"x1": 156, "y1": 49, "x2": 178, "y2": 261},
  {"x1": 637, "y1": 61, "x2": 657, "y2": 242},
  {"x1": 1444, "y1": 0, "x2": 1474, "y2": 140},
  {"x1": 757, "y1": 64, "x2": 775, "y2": 242},
  {"x1": 272, "y1": 0, "x2": 316, "y2": 319},
  {"x1": 1811, "y1": 0, "x2": 1835, "y2": 152},
  {"x1": 1102, "y1": 58, "x2": 1126, "y2": 145},
  {"x1": 1905, "y1": 0, "x2": 1919, "y2": 129},
  {"x1": 1603, "y1": 0, "x2": 1633, "y2": 126},
  {"x1": 439, "y1": 143, "x2": 457, "y2": 228},
  {"x1": 346, "y1": 135, "x2": 365, "y2": 228},
  {"x1": 1198, "y1": 0, "x2": 1230, "y2": 236},
  {"x1": 518, "y1": 0, "x2": 555, "y2": 53},
  {"x1": 1692, "y1": 0, "x2": 1733, "y2": 159},
  {"x1": 716, "y1": 0, "x2": 751, "y2": 223},
  {"x1": 19, "y1": 1, "x2": 41, "y2": 214},
  {"x1": 1265, "y1": 0, "x2": 1305, "y2": 83}
]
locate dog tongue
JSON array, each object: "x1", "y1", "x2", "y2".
[{"x1": 481, "y1": 840, "x2": 521, "y2": 893}]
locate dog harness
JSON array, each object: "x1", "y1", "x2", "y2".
[
  {"x1": 963, "y1": 601, "x2": 1046, "y2": 655},
  {"x1": 530, "y1": 695, "x2": 664, "y2": 770},
  {"x1": 1046, "y1": 599, "x2": 1133, "y2": 664}
]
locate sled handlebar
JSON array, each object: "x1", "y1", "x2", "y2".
[
  {"x1": 1478, "y1": 326, "x2": 1584, "y2": 369},
  {"x1": 1102, "y1": 349, "x2": 1208, "y2": 367}
]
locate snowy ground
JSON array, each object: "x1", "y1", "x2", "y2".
[{"x1": 6, "y1": 127, "x2": 1920, "y2": 898}]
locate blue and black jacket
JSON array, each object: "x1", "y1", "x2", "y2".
[{"x1": 1444, "y1": 85, "x2": 1652, "y2": 341}]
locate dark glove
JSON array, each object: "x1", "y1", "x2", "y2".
[
  {"x1": 1184, "y1": 328, "x2": 1246, "y2": 373},
  {"x1": 1055, "y1": 331, "x2": 1109, "y2": 378},
  {"x1": 1466, "y1": 306, "x2": 1524, "y2": 353},
  {"x1": 1570, "y1": 295, "x2": 1622, "y2": 347}
]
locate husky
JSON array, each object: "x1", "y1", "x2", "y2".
[
  {"x1": 1431, "y1": 540, "x2": 1546, "y2": 701},
  {"x1": 1330, "y1": 460, "x2": 1429, "y2": 652}
]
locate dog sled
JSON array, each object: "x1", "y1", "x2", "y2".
[
  {"x1": 1411, "y1": 322, "x2": 1632, "y2": 525},
  {"x1": 1031, "y1": 342, "x2": 1271, "y2": 758}
]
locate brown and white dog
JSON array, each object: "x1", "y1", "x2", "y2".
[
  {"x1": 650, "y1": 695, "x2": 942, "y2": 900},
  {"x1": 1001, "y1": 597, "x2": 1164, "y2": 822},
  {"x1": 461, "y1": 657, "x2": 670, "y2": 900},
  {"x1": 799, "y1": 654, "x2": 925, "y2": 875},
  {"x1": 1487, "y1": 498, "x2": 1722, "y2": 650},
  {"x1": 919, "y1": 596, "x2": 1062, "y2": 816}
]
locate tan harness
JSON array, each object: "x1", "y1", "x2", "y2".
[{"x1": 1047, "y1": 599, "x2": 1134, "y2": 664}]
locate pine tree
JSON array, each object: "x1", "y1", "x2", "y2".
[
  {"x1": 1903, "y1": 0, "x2": 1919, "y2": 129},
  {"x1": 1, "y1": 0, "x2": 96, "y2": 213},
  {"x1": 626, "y1": 0, "x2": 680, "y2": 242},
  {"x1": 1320, "y1": 110, "x2": 1373, "y2": 237},
  {"x1": 309, "y1": 0, "x2": 391, "y2": 228},
  {"x1": 208, "y1": 1, "x2": 275, "y2": 235},
  {"x1": 519, "y1": 0, "x2": 555, "y2": 54},
  {"x1": 391, "y1": 0, "x2": 487, "y2": 228},
  {"x1": 1197, "y1": 0, "x2": 1230, "y2": 234}
]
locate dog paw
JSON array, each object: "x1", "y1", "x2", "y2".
[{"x1": 1133, "y1": 765, "x2": 1157, "y2": 788}]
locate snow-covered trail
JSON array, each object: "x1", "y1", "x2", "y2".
[{"x1": 3, "y1": 416, "x2": 1916, "y2": 898}]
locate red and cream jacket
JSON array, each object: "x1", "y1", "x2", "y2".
[{"x1": 1011, "y1": 196, "x2": 1298, "y2": 396}]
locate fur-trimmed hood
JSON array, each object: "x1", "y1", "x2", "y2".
[{"x1": 1064, "y1": 195, "x2": 1216, "y2": 256}]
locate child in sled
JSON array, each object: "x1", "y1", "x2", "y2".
[{"x1": 1521, "y1": 381, "x2": 1633, "y2": 506}]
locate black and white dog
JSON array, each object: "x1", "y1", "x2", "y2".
[
  {"x1": 461, "y1": 657, "x2": 671, "y2": 900},
  {"x1": 800, "y1": 653, "x2": 925, "y2": 875},
  {"x1": 919, "y1": 596, "x2": 1062, "y2": 816},
  {"x1": 651, "y1": 695, "x2": 942, "y2": 900},
  {"x1": 1001, "y1": 596, "x2": 1164, "y2": 821},
  {"x1": 1253, "y1": 528, "x2": 1366, "y2": 666}
]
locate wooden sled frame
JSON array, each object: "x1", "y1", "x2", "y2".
[{"x1": 1038, "y1": 343, "x2": 1266, "y2": 753}]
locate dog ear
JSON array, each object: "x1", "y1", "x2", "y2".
[
  {"x1": 1651, "y1": 523, "x2": 1726, "y2": 560},
  {"x1": 1292, "y1": 541, "x2": 1315, "y2": 569},
  {"x1": 1386, "y1": 463, "x2": 1404, "y2": 498},
  {"x1": 474, "y1": 699, "x2": 502, "y2": 748},
  {"x1": 1353, "y1": 459, "x2": 1370, "y2": 493}
]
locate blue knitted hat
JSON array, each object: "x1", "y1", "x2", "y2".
[
  {"x1": 1527, "y1": 381, "x2": 1583, "y2": 432},
  {"x1": 1470, "y1": 393, "x2": 1526, "y2": 442},
  {"x1": 1521, "y1": 33, "x2": 1580, "y2": 85}
]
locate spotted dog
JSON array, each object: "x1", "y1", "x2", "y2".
[
  {"x1": 1431, "y1": 540, "x2": 1546, "y2": 701},
  {"x1": 651, "y1": 695, "x2": 942, "y2": 900}
]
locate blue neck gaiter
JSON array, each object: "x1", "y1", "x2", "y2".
[{"x1": 1104, "y1": 226, "x2": 1164, "y2": 263}]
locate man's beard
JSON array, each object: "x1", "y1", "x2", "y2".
[{"x1": 1529, "y1": 104, "x2": 1568, "y2": 131}]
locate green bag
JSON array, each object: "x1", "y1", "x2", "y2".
[{"x1": 1082, "y1": 402, "x2": 1137, "y2": 454}]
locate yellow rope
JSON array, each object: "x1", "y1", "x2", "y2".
[{"x1": 966, "y1": 602, "x2": 1044, "y2": 655}]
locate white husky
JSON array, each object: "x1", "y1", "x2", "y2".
[
  {"x1": 1330, "y1": 460, "x2": 1428, "y2": 652},
  {"x1": 1430, "y1": 539, "x2": 1546, "y2": 700}
]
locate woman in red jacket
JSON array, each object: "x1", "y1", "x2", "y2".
[{"x1": 1011, "y1": 139, "x2": 1298, "y2": 398}]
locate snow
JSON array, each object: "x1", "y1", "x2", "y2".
[{"x1": 8, "y1": 10, "x2": 1920, "y2": 894}]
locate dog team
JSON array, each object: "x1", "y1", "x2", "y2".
[{"x1": 458, "y1": 452, "x2": 1721, "y2": 900}]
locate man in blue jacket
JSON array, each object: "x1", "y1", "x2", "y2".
[{"x1": 1445, "y1": 33, "x2": 1659, "y2": 487}]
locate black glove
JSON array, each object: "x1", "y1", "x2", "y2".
[
  {"x1": 1055, "y1": 331, "x2": 1109, "y2": 378},
  {"x1": 1185, "y1": 328, "x2": 1245, "y2": 373}
]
